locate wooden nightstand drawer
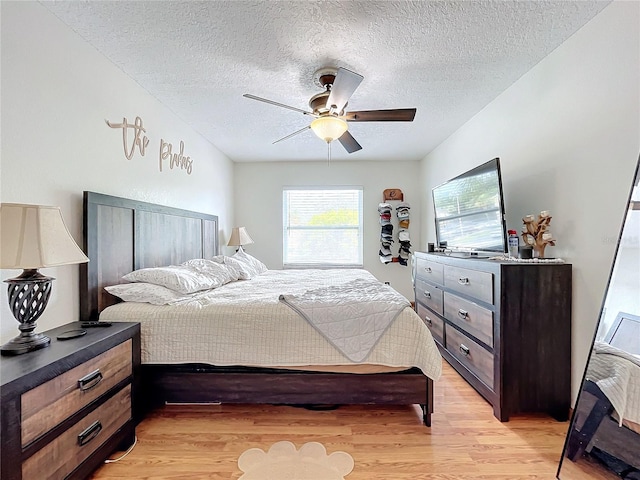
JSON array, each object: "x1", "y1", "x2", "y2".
[
  {"x1": 415, "y1": 279, "x2": 443, "y2": 315},
  {"x1": 22, "y1": 385, "x2": 131, "y2": 480},
  {"x1": 1, "y1": 322, "x2": 140, "y2": 480},
  {"x1": 444, "y1": 292, "x2": 493, "y2": 348},
  {"x1": 416, "y1": 302, "x2": 444, "y2": 345},
  {"x1": 21, "y1": 339, "x2": 132, "y2": 447},
  {"x1": 415, "y1": 256, "x2": 444, "y2": 284},
  {"x1": 444, "y1": 265, "x2": 493, "y2": 305},
  {"x1": 446, "y1": 326, "x2": 494, "y2": 389}
]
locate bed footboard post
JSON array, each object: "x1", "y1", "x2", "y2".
[
  {"x1": 566, "y1": 380, "x2": 612, "y2": 460},
  {"x1": 421, "y1": 377, "x2": 434, "y2": 426},
  {"x1": 421, "y1": 404, "x2": 431, "y2": 426}
]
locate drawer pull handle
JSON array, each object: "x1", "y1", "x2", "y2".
[
  {"x1": 459, "y1": 344, "x2": 470, "y2": 356},
  {"x1": 458, "y1": 309, "x2": 469, "y2": 320},
  {"x1": 78, "y1": 420, "x2": 102, "y2": 446},
  {"x1": 78, "y1": 369, "x2": 103, "y2": 391},
  {"x1": 423, "y1": 291, "x2": 431, "y2": 299},
  {"x1": 458, "y1": 277, "x2": 470, "y2": 285},
  {"x1": 424, "y1": 316, "x2": 433, "y2": 327},
  {"x1": 424, "y1": 267, "x2": 432, "y2": 273}
]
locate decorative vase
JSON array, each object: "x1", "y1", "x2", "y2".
[{"x1": 533, "y1": 245, "x2": 546, "y2": 259}]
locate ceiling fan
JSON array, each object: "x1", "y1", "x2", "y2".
[{"x1": 243, "y1": 67, "x2": 417, "y2": 154}]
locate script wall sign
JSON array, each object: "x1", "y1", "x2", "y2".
[{"x1": 106, "y1": 116, "x2": 193, "y2": 175}]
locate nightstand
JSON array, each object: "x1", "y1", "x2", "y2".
[{"x1": 0, "y1": 322, "x2": 140, "y2": 480}]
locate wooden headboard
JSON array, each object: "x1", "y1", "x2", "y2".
[{"x1": 80, "y1": 191, "x2": 219, "y2": 321}]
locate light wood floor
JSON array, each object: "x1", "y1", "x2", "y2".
[{"x1": 90, "y1": 362, "x2": 607, "y2": 479}]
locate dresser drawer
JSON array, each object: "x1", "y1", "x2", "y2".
[
  {"x1": 446, "y1": 326, "x2": 494, "y2": 389},
  {"x1": 415, "y1": 279, "x2": 443, "y2": 315},
  {"x1": 22, "y1": 384, "x2": 131, "y2": 480},
  {"x1": 21, "y1": 339, "x2": 132, "y2": 447},
  {"x1": 416, "y1": 302, "x2": 444, "y2": 345},
  {"x1": 444, "y1": 292, "x2": 493, "y2": 347},
  {"x1": 415, "y1": 256, "x2": 444, "y2": 284},
  {"x1": 444, "y1": 265, "x2": 493, "y2": 304}
]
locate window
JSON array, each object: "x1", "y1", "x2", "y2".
[{"x1": 283, "y1": 187, "x2": 363, "y2": 267}]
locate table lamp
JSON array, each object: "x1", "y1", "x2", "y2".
[
  {"x1": 227, "y1": 227, "x2": 254, "y2": 252},
  {"x1": 1, "y1": 203, "x2": 89, "y2": 355}
]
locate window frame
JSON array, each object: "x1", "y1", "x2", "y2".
[{"x1": 282, "y1": 186, "x2": 364, "y2": 269}]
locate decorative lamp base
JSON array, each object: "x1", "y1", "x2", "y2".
[
  {"x1": 1, "y1": 332, "x2": 51, "y2": 356},
  {"x1": 2, "y1": 269, "x2": 54, "y2": 356}
]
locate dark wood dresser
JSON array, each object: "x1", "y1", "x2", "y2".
[
  {"x1": 413, "y1": 251, "x2": 572, "y2": 422},
  {"x1": 0, "y1": 322, "x2": 140, "y2": 480}
]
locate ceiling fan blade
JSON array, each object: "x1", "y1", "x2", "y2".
[
  {"x1": 338, "y1": 131, "x2": 362, "y2": 154},
  {"x1": 273, "y1": 125, "x2": 311, "y2": 144},
  {"x1": 243, "y1": 94, "x2": 317, "y2": 117},
  {"x1": 326, "y1": 68, "x2": 363, "y2": 113},
  {"x1": 343, "y1": 108, "x2": 417, "y2": 122}
]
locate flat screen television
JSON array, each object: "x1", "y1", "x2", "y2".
[{"x1": 432, "y1": 157, "x2": 507, "y2": 256}]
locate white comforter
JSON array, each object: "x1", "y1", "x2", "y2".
[
  {"x1": 100, "y1": 269, "x2": 442, "y2": 381},
  {"x1": 588, "y1": 341, "x2": 640, "y2": 425}
]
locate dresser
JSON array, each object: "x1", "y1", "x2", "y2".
[
  {"x1": 413, "y1": 252, "x2": 571, "y2": 421},
  {"x1": 0, "y1": 322, "x2": 140, "y2": 480}
]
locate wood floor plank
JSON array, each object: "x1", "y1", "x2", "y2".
[{"x1": 90, "y1": 362, "x2": 580, "y2": 479}]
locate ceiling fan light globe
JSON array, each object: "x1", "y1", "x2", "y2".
[{"x1": 310, "y1": 116, "x2": 348, "y2": 143}]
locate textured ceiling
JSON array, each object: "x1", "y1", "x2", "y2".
[{"x1": 41, "y1": 0, "x2": 610, "y2": 162}]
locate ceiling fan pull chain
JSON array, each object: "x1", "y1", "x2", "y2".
[{"x1": 327, "y1": 141, "x2": 331, "y2": 166}]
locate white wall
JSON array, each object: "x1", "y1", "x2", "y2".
[
  {"x1": 0, "y1": 2, "x2": 235, "y2": 342},
  {"x1": 419, "y1": 1, "x2": 640, "y2": 400},
  {"x1": 234, "y1": 160, "x2": 421, "y2": 299}
]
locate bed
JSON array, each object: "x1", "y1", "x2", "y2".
[
  {"x1": 566, "y1": 313, "x2": 640, "y2": 470},
  {"x1": 80, "y1": 191, "x2": 442, "y2": 425}
]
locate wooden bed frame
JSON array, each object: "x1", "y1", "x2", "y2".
[
  {"x1": 567, "y1": 380, "x2": 640, "y2": 470},
  {"x1": 566, "y1": 313, "x2": 640, "y2": 470},
  {"x1": 80, "y1": 191, "x2": 434, "y2": 426}
]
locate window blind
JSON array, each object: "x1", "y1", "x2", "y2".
[{"x1": 283, "y1": 188, "x2": 363, "y2": 267}]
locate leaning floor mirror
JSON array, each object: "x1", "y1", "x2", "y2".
[{"x1": 557, "y1": 156, "x2": 640, "y2": 480}]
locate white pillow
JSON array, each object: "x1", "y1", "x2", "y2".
[
  {"x1": 122, "y1": 265, "x2": 222, "y2": 294},
  {"x1": 220, "y1": 255, "x2": 252, "y2": 280},
  {"x1": 203, "y1": 255, "x2": 252, "y2": 280},
  {"x1": 232, "y1": 249, "x2": 268, "y2": 279},
  {"x1": 105, "y1": 283, "x2": 193, "y2": 305},
  {"x1": 181, "y1": 258, "x2": 241, "y2": 284}
]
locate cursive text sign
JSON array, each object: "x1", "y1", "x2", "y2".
[
  {"x1": 106, "y1": 116, "x2": 193, "y2": 175},
  {"x1": 160, "y1": 139, "x2": 193, "y2": 174},
  {"x1": 105, "y1": 116, "x2": 149, "y2": 160}
]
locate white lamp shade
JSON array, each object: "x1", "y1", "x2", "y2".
[
  {"x1": 310, "y1": 116, "x2": 348, "y2": 143},
  {"x1": 227, "y1": 227, "x2": 254, "y2": 247},
  {"x1": 1, "y1": 203, "x2": 89, "y2": 269}
]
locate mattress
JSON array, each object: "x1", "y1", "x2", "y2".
[
  {"x1": 100, "y1": 268, "x2": 442, "y2": 381},
  {"x1": 612, "y1": 413, "x2": 640, "y2": 435}
]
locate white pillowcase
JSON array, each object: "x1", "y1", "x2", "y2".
[
  {"x1": 122, "y1": 264, "x2": 222, "y2": 294},
  {"x1": 205, "y1": 254, "x2": 253, "y2": 280},
  {"x1": 181, "y1": 258, "x2": 241, "y2": 284},
  {"x1": 105, "y1": 282, "x2": 193, "y2": 305},
  {"x1": 231, "y1": 249, "x2": 268, "y2": 279}
]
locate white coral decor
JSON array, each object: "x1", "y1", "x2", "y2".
[{"x1": 238, "y1": 441, "x2": 354, "y2": 480}]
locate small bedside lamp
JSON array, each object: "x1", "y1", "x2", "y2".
[
  {"x1": 227, "y1": 227, "x2": 254, "y2": 252},
  {"x1": 1, "y1": 203, "x2": 89, "y2": 355}
]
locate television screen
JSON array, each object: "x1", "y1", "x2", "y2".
[{"x1": 432, "y1": 158, "x2": 507, "y2": 254}]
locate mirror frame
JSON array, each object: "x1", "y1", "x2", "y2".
[{"x1": 556, "y1": 155, "x2": 640, "y2": 478}]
